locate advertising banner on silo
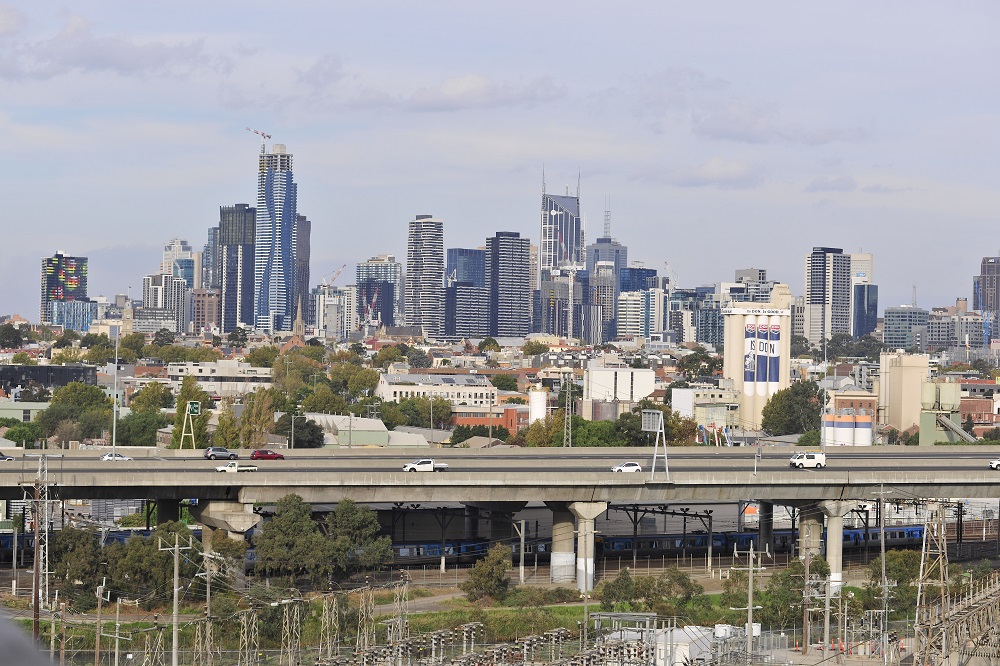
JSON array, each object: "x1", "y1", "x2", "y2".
[
  {"x1": 755, "y1": 321, "x2": 769, "y2": 396},
  {"x1": 743, "y1": 315, "x2": 756, "y2": 396},
  {"x1": 768, "y1": 316, "x2": 781, "y2": 396}
]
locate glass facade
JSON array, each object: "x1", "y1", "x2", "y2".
[
  {"x1": 40, "y1": 252, "x2": 88, "y2": 324},
  {"x1": 446, "y1": 248, "x2": 486, "y2": 288}
]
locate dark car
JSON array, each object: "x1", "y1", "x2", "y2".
[
  {"x1": 204, "y1": 446, "x2": 238, "y2": 460},
  {"x1": 0, "y1": 453, "x2": 14, "y2": 462},
  {"x1": 250, "y1": 449, "x2": 285, "y2": 461}
]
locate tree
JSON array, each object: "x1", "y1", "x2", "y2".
[
  {"x1": 349, "y1": 342, "x2": 367, "y2": 357},
  {"x1": 406, "y1": 347, "x2": 432, "y2": 368},
  {"x1": 790, "y1": 335, "x2": 812, "y2": 358},
  {"x1": 37, "y1": 382, "x2": 112, "y2": 437},
  {"x1": 761, "y1": 381, "x2": 822, "y2": 435},
  {"x1": 227, "y1": 327, "x2": 249, "y2": 347},
  {"x1": 5, "y1": 422, "x2": 42, "y2": 446},
  {"x1": 964, "y1": 415, "x2": 976, "y2": 435},
  {"x1": 677, "y1": 347, "x2": 722, "y2": 378},
  {"x1": 324, "y1": 499, "x2": 392, "y2": 581},
  {"x1": 478, "y1": 337, "x2": 501, "y2": 353},
  {"x1": 52, "y1": 420, "x2": 81, "y2": 447},
  {"x1": 460, "y1": 543, "x2": 511, "y2": 601},
  {"x1": 151, "y1": 328, "x2": 175, "y2": 346},
  {"x1": 129, "y1": 382, "x2": 174, "y2": 413},
  {"x1": 373, "y1": 345, "x2": 403, "y2": 369},
  {"x1": 10, "y1": 351, "x2": 36, "y2": 365},
  {"x1": 116, "y1": 411, "x2": 169, "y2": 447},
  {"x1": 797, "y1": 430, "x2": 820, "y2": 447},
  {"x1": 273, "y1": 413, "x2": 325, "y2": 448},
  {"x1": 347, "y1": 368, "x2": 380, "y2": 398},
  {"x1": 0, "y1": 323, "x2": 23, "y2": 349},
  {"x1": 120, "y1": 332, "x2": 146, "y2": 355},
  {"x1": 240, "y1": 389, "x2": 275, "y2": 449},
  {"x1": 490, "y1": 374, "x2": 519, "y2": 392},
  {"x1": 53, "y1": 330, "x2": 81, "y2": 349},
  {"x1": 106, "y1": 522, "x2": 199, "y2": 608},
  {"x1": 170, "y1": 376, "x2": 212, "y2": 448},
  {"x1": 521, "y1": 340, "x2": 549, "y2": 356},
  {"x1": 19, "y1": 382, "x2": 50, "y2": 402},
  {"x1": 301, "y1": 384, "x2": 348, "y2": 415},
  {"x1": 245, "y1": 345, "x2": 279, "y2": 368},
  {"x1": 51, "y1": 527, "x2": 103, "y2": 610},
  {"x1": 255, "y1": 494, "x2": 332, "y2": 584},
  {"x1": 50, "y1": 348, "x2": 84, "y2": 364}
]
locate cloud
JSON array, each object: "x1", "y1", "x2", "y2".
[
  {"x1": 406, "y1": 74, "x2": 562, "y2": 112},
  {"x1": 669, "y1": 158, "x2": 764, "y2": 189},
  {"x1": 0, "y1": 15, "x2": 215, "y2": 81},
  {"x1": 862, "y1": 183, "x2": 915, "y2": 194},
  {"x1": 0, "y1": 4, "x2": 23, "y2": 36},
  {"x1": 297, "y1": 54, "x2": 346, "y2": 90},
  {"x1": 804, "y1": 175, "x2": 857, "y2": 192},
  {"x1": 631, "y1": 67, "x2": 729, "y2": 133},
  {"x1": 693, "y1": 99, "x2": 866, "y2": 145}
]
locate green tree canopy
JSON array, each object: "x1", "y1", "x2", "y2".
[
  {"x1": 240, "y1": 389, "x2": 275, "y2": 449},
  {"x1": 273, "y1": 412, "x2": 325, "y2": 448},
  {"x1": 4, "y1": 422, "x2": 42, "y2": 446},
  {"x1": 460, "y1": 543, "x2": 511, "y2": 601},
  {"x1": 10, "y1": 351, "x2": 36, "y2": 365},
  {"x1": 245, "y1": 345, "x2": 279, "y2": 368},
  {"x1": 477, "y1": 337, "x2": 501, "y2": 353},
  {"x1": 521, "y1": 340, "x2": 549, "y2": 355},
  {"x1": 406, "y1": 347, "x2": 432, "y2": 368},
  {"x1": 53, "y1": 329, "x2": 80, "y2": 349},
  {"x1": 373, "y1": 345, "x2": 403, "y2": 369},
  {"x1": 490, "y1": 374, "x2": 519, "y2": 391},
  {"x1": 129, "y1": 381, "x2": 174, "y2": 413},
  {"x1": 324, "y1": 499, "x2": 392, "y2": 581},
  {"x1": 37, "y1": 382, "x2": 113, "y2": 437},
  {"x1": 116, "y1": 411, "x2": 170, "y2": 447},
  {"x1": 255, "y1": 494, "x2": 332, "y2": 584},
  {"x1": 120, "y1": 332, "x2": 146, "y2": 355},
  {"x1": 212, "y1": 399, "x2": 241, "y2": 448},
  {"x1": 761, "y1": 381, "x2": 822, "y2": 436},
  {"x1": 0, "y1": 323, "x2": 24, "y2": 348},
  {"x1": 227, "y1": 327, "x2": 249, "y2": 347}
]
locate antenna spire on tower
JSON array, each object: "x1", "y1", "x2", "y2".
[{"x1": 603, "y1": 196, "x2": 611, "y2": 238}]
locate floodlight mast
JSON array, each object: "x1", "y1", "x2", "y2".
[{"x1": 643, "y1": 409, "x2": 669, "y2": 481}]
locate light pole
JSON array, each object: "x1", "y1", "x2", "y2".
[
  {"x1": 290, "y1": 414, "x2": 306, "y2": 449},
  {"x1": 111, "y1": 329, "x2": 120, "y2": 458}
]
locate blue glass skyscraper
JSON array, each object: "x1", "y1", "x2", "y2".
[
  {"x1": 446, "y1": 248, "x2": 486, "y2": 287},
  {"x1": 254, "y1": 143, "x2": 298, "y2": 333}
]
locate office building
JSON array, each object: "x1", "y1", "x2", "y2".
[
  {"x1": 160, "y1": 238, "x2": 193, "y2": 276},
  {"x1": 141, "y1": 273, "x2": 188, "y2": 333},
  {"x1": 617, "y1": 288, "x2": 666, "y2": 339},
  {"x1": 853, "y1": 284, "x2": 879, "y2": 338},
  {"x1": 314, "y1": 284, "x2": 358, "y2": 341},
  {"x1": 848, "y1": 253, "x2": 874, "y2": 336},
  {"x1": 538, "y1": 187, "x2": 583, "y2": 285},
  {"x1": 974, "y1": 257, "x2": 1000, "y2": 314},
  {"x1": 51, "y1": 299, "x2": 98, "y2": 333},
  {"x1": 190, "y1": 289, "x2": 221, "y2": 333},
  {"x1": 485, "y1": 232, "x2": 531, "y2": 337},
  {"x1": 803, "y1": 247, "x2": 851, "y2": 347},
  {"x1": 446, "y1": 248, "x2": 486, "y2": 288},
  {"x1": 218, "y1": 204, "x2": 256, "y2": 333},
  {"x1": 404, "y1": 215, "x2": 444, "y2": 339},
  {"x1": 294, "y1": 214, "x2": 311, "y2": 325},
  {"x1": 883, "y1": 305, "x2": 929, "y2": 350},
  {"x1": 254, "y1": 143, "x2": 298, "y2": 333},
  {"x1": 444, "y1": 283, "x2": 489, "y2": 338},
  {"x1": 733, "y1": 268, "x2": 777, "y2": 303},
  {"x1": 203, "y1": 227, "x2": 220, "y2": 290},
  {"x1": 620, "y1": 264, "x2": 658, "y2": 293},
  {"x1": 40, "y1": 251, "x2": 88, "y2": 324},
  {"x1": 357, "y1": 254, "x2": 404, "y2": 327}
]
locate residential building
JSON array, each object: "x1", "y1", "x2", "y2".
[
  {"x1": 314, "y1": 284, "x2": 358, "y2": 341},
  {"x1": 166, "y1": 359, "x2": 272, "y2": 398},
  {"x1": 404, "y1": 215, "x2": 444, "y2": 339},
  {"x1": 202, "y1": 226, "x2": 220, "y2": 290},
  {"x1": 973, "y1": 256, "x2": 1000, "y2": 315},
  {"x1": 444, "y1": 283, "x2": 489, "y2": 338},
  {"x1": 883, "y1": 305, "x2": 929, "y2": 350},
  {"x1": 590, "y1": 261, "x2": 618, "y2": 342},
  {"x1": 446, "y1": 248, "x2": 486, "y2": 288},
  {"x1": 40, "y1": 251, "x2": 88, "y2": 324},
  {"x1": 616, "y1": 288, "x2": 666, "y2": 339},
  {"x1": 50, "y1": 299, "x2": 98, "y2": 333},
  {"x1": 357, "y1": 254, "x2": 404, "y2": 327},
  {"x1": 160, "y1": 239, "x2": 194, "y2": 277},
  {"x1": 218, "y1": 204, "x2": 256, "y2": 333},
  {"x1": 375, "y1": 373, "x2": 497, "y2": 408},
  {"x1": 803, "y1": 247, "x2": 851, "y2": 347},
  {"x1": 486, "y1": 232, "x2": 531, "y2": 337},
  {"x1": 254, "y1": 143, "x2": 298, "y2": 333},
  {"x1": 294, "y1": 214, "x2": 312, "y2": 325},
  {"x1": 141, "y1": 273, "x2": 188, "y2": 333},
  {"x1": 619, "y1": 264, "x2": 658, "y2": 294},
  {"x1": 190, "y1": 289, "x2": 221, "y2": 333},
  {"x1": 733, "y1": 268, "x2": 777, "y2": 303}
]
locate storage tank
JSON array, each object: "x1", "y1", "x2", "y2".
[
  {"x1": 938, "y1": 383, "x2": 961, "y2": 412},
  {"x1": 528, "y1": 385, "x2": 548, "y2": 424},
  {"x1": 920, "y1": 383, "x2": 937, "y2": 410}
]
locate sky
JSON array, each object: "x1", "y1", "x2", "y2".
[{"x1": 1, "y1": 2, "x2": 998, "y2": 320}]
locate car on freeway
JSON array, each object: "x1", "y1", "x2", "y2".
[
  {"x1": 251, "y1": 449, "x2": 285, "y2": 461},
  {"x1": 612, "y1": 461, "x2": 642, "y2": 473},
  {"x1": 990, "y1": 458, "x2": 1000, "y2": 470},
  {"x1": 0, "y1": 453, "x2": 14, "y2": 462},
  {"x1": 789, "y1": 451, "x2": 826, "y2": 469},
  {"x1": 204, "y1": 446, "x2": 238, "y2": 460},
  {"x1": 100, "y1": 452, "x2": 133, "y2": 461}
]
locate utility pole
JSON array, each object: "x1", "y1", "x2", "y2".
[
  {"x1": 59, "y1": 601, "x2": 66, "y2": 666},
  {"x1": 730, "y1": 543, "x2": 764, "y2": 666},
  {"x1": 159, "y1": 533, "x2": 191, "y2": 666},
  {"x1": 94, "y1": 579, "x2": 106, "y2": 666}
]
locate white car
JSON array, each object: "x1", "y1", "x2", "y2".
[
  {"x1": 989, "y1": 458, "x2": 1000, "y2": 470},
  {"x1": 100, "y1": 452, "x2": 133, "y2": 461},
  {"x1": 612, "y1": 461, "x2": 642, "y2": 473}
]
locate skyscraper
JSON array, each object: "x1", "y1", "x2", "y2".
[
  {"x1": 485, "y1": 232, "x2": 530, "y2": 337},
  {"x1": 294, "y1": 214, "x2": 312, "y2": 325},
  {"x1": 804, "y1": 247, "x2": 851, "y2": 347},
  {"x1": 219, "y1": 204, "x2": 256, "y2": 333},
  {"x1": 40, "y1": 251, "x2": 88, "y2": 324},
  {"x1": 141, "y1": 273, "x2": 188, "y2": 333},
  {"x1": 357, "y1": 254, "x2": 404, "y2": 327},
  {"x1": 404, "y1": 215, "x2": 444, "y2": 338},
  {"x1": 160, "y1": 239, "x2": 193, "y2": 276},
  {"x1": 203, "y1": 227, "x2": 220, "y2": 290},
  {"x1": 538, "y1": 188, "x2": 583, "y2": 285},
  {"x1": 848, "y1": 252, "x2": 875, "y2": 337},
  {"x1": 974, "y1": 257, "x2": 1000, "y2": 314},
  {"x1": 254, "y1": 143, "x2": 298, "y2": 333},
  {"x1": 446, "y1": 248, "x2": 486, "y2": 287}
]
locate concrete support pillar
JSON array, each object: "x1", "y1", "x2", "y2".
[
  {"x1": 463, "y1": 506, "x2": 480, "y2": 539},
  {"x1": 820, "y1": 501, "x2": 852, "y2": 591},
  {"x1": 189, "y1": 501, "x2": 261, "y2": 534},
  {"x1": 569, "y1": 501, "x2": 608, "y2": 592},
  {"x1": 758, "y1": 502, "x2": 774, "y2": 555},
  {"x1": 546, "y1": 502, "x2": 576, "y2": 583},
  {"x1": 489, "y1": 512, "x2": 513, "y2": 544},
  {"x1": 798, "y1": 504, "x2": 823, "y2": 560},
  {"x1": 157, "y1": 499, "x2": 180, "y2": 525}
]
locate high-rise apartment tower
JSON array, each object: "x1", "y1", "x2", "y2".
[
  {"x1": 254, "y1": 143, "x2": 298, "y2": 333},
  {"x1": 404, "y1": 215, "x2": 444, "y2": 338}
]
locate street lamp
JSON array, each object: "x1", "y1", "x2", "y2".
[{"x1": 290, "y1": 414, "x2": 306, "y2": 449}]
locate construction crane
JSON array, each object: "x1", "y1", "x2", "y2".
[
  {"x1": 361, "y1": 286, "x2": 380, "y2": 335},
  {"x1": 320, "y1": 264, "x2": 347, "y2": 287},
  {"x1": 245, "y1": 127, "x2": 271, "y2": 152}
]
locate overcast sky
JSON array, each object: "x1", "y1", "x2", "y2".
[{"x1": 1, "y1": 2, "x2": 998, "y2": 320}]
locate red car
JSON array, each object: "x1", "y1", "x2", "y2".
[{"x1": 250, "y1": 449, "x2": 285, "y2": 460}]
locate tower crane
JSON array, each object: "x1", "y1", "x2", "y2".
[
  {"x1": 245, "y1": 127, "x2": 271, "y2": 153},
  {"x1": 321, "y1": 264, "x2": 347, "y2": 287},
  {"x1": 361, "y1": 286, "x2": 380, "y2": 335}
]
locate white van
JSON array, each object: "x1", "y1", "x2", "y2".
[{"x1": 789, "y1": 452, "x2": 827, "y2": 469}]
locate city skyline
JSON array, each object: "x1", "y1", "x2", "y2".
[{"x1": 1, "y1": 3, "x2": 998, "y2": 318}]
